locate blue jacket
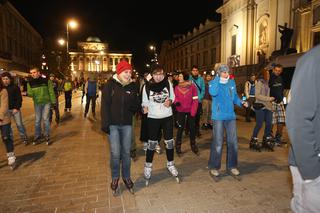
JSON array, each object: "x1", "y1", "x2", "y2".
[
  {"x1": 190, "y1": 75, "x2": 205, "y2": 103},
  {"x1": 209, "y1": 76, "x2": 242, "y2": 120}
]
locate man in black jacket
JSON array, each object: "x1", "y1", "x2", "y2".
[
  {"x1": 1, "y1": 72, "x2": 28, "y2": 145},
  {"x1": 269, "y1": 64, "x2": 285, "y2": 145}
]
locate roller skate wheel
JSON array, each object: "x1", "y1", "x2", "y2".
[{"x1": 175, "y1": 177, "x2": 180, "y2": 183}]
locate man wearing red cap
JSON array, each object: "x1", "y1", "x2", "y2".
[{"x1": 101, "y1": 60, "x2": 139, "y2": 195}]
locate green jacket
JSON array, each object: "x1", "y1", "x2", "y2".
[{"x1": 27, "y1": 77, "x2": 56, "y2": 104}]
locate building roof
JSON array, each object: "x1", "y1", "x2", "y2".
[{"x1": 86, "y1": 37, "x2": 101, "y2": 43}]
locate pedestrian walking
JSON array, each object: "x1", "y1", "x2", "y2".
[
  {"x1": 84, "y1": 77, "x2": 98, "y2": 118},
  {"x1": 27, "y1": 67, "x2": 56, "y2": 145},
  {"x1": 244, "y1": 73, "x2": 256, "y2": 122},
  {"x1": 62, "y1": 76, "x2": 73, "y2": 112},
  {"x1": 101, "y1": 60, "x2": 139, "y2": 195},
  {"x1": 201, "y1": 72, "x2": 213, "y2": 130},
  {"x1": 49, "y1": 74, "x2": 60, "y2": 124}
]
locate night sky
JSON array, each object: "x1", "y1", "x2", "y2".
[{"x1": 9, "y1": 0, "x2": 223, "y2": 72}]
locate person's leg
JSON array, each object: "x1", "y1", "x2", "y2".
[
  {"x1": 252, "y1": 109, "x2": 264, "y2": 138},
  {"x1": 34, "y1": 104, "x2": 42, "y2": 138},
  {"x1": 68, "y1": 91, "x2": 72, "y2": 109},
  {"x1": 208, "y1": 120, "x2": 224, "y2": 170},
  {"x1": 84, "y1": 95, "x2": 91, "y2": 115},
  {"x1": 188, "y1": 113, "x2": 198, "y2": 154},
  {"x1": 195, "y1": 103, "x2": 202, "y2": 136},
  {"x1": 263, "y1": 109, "x2": 273, "y2": 138},
  {"x1": 146, "y1": 118, "x2": 161, "y2": 163},
  {"x1": 108, "y1": 125, "x2": 121, "y2": 180},
  {"x1": 175, "y1": 112, "x2": 186, "y2": 152},
  {"x1": 54, "y1": 97, "x2": 60, "y2": 122},
  {"x1": 224, "y1": 120, "x2": 238, "y2": 170},
  {"x1": 1, "y1": 124, "x2": 14, "y2": 153},
  {"x1": 91, "y1": 96, "x2": 97, "y2": 115},
  {"x1": 43, "y1": 103, "x2": 51, "y2": 137},
  {"x1": 13, "y1": 110, "x2": 28, "y2": 139},
  {"x1": 201, "y1": 100, "x2": 209, "y2": 127},
  {"x1": 162, "y1": 116, "x2": 174, "y2": 162},
  {"x1": 119, "y1": 125, "x2": 132, "y2": 179},
  {"x1": 64, "y1": 92, "x2": 68, "y2": 110}
]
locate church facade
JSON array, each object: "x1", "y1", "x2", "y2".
[{"x1": 217, "y1": 0, "x2": 320, "y2": 66}]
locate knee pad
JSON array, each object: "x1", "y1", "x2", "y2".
[
  {"x1": 147, "y1": 140, "x2": 158, "y2": 150},
  {"x1": 164, "y1": 139, "x2": 174, "y2": 149}
]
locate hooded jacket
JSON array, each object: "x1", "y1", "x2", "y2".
[
  {"x1": 27, "y1": 77, "x2": 56, "y2": 105},
  {"x1": 209, "y1": 76, "x2": 242, "y2": 120},
  {"x1": 174, "y1": 81, "x2": 198, "y2": 117},
  {"x1": 101, "y1": 75, "x2": 139, "y2": 134},
  {"x1": 189, "y1": 75, "x2": 205, "y2": 103}
]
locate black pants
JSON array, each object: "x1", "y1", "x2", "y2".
[
  {"x1": 176, "y1": 112, "x2": 195, "y2": 147},
  {"x1": 64, "y1": 91, "x2": 72, "y2": 109},
  {"x1": 49, "y1": 97, "x2": 60, "y2": 123},
  {"x1": 195, "y1": 103, "x2": 202, "y2": 135},
  {"x1": 146, "y1": 116, "x2": 174, "y2": 163},
  {"x1": 85, "y1": 95, "x2": 96, "y2": 114}
]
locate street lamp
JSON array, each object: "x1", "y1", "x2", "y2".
[
  {"x1": 58, "y1": 38, "x2": 65, "y2": 46},
  {"x1": 66, "y1": 19, "x2": 78, "y2": 54},
  {"x1": 149, "y1": 45, "x2": 158, "y2": 63}
]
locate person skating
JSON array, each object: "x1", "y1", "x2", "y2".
[
  {"x1": 0, "y1": 82, "x2": 16, "y2": 169},
  {"x1": 208, "y1": 64, "x2": 248, "y2": 180},
  {"x1": 49, "y1": 74, "x2": 60, "y2": 125},
  {"x1": 62, "y1": 76, "x2": 73, "y2": 112},
  {"x1": 1, "y1": 72, "x2": 29, "y2": 145},
  {"x1": 244, "y1": 73, "x2": 256, "y2": 122},
  {"x1": 201, "y1": 72, "x2": 213, "y2": 130},
  {"x1": 174, "y1": 71, "x2": 199, "y2": 156},
  {"x1": 84, "y1": 76, "x2": 98, "y2": 118},
  {"x1": 141, "y1": 64, "x2": 180, "y2": 186},
  {"x1": 27, "y1": 67, "x2": 56, "y2": 145},
  {"x1": 101, "y1": 60, "x2": 139, "y2": 195}
]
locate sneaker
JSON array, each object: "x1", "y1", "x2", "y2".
[
  {"x1": 23, "y1": 137, "x2": 29, "y2": 145},
  {"x1": 230, "y1": 168, "x2": 240, "y2": 176},
  {"x1": 45, "y1": 135, "x2": 51, "y2": 145},
  {"x1": 210, "y1": 169, "x2": 220, "y2": 177}
]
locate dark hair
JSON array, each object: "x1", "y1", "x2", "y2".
[
  {"x1": 181, "y1": 71, "x2": 190, "y2": 81},
  {"x1": 1, "y1": 72, "x2": 13, "y2": 81},
  {"x1": 30, "y1": 66, "x2": 40, "y2": 72},
  {"x1": 151, "y1": 64, "x2": 164, "y2": 74},
  {"x1": 191, "y1": 65, "x2": 198, "y2": 70},
  {"x1": 274, "y1": 64, "x2": 283, "y2": 69},
  {"x1": 257, "y1": 69, "x2": 269, "y2": 81}
]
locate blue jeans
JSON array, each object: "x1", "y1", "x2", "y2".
[
  {"x1": 34, "y1": 103, "x2": 51, "y2": 138},
  {"x1": 208, "y1": 120, "x2": 238, "y2": 170},
  {"x1": 10, "y1": 110, "x2": 27, "y2": 139},
  {"x1": 1, "y1": 123, "x2": 14, "y2": 153},
  {"x1": 252, "y1": 109, "x2": 273, "y2": 138},
  {"x1": 108, "y1": 125, "x2": 132, "y2": 180}
]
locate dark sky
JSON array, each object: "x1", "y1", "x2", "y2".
[{"x1": 10, "y1": 0, "x2": 223, "y2": 72}]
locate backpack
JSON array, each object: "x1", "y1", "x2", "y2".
[
  {"x1": 64, "y1": 81, "x2": 72, "y2": 91},
  {"x1": 144, "y1": 80, "x2": 171, "y2": 100}
]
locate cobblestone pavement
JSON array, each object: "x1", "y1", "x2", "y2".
[{"x1": 0, "y1": 94, "x2": 292, "y2": 213}]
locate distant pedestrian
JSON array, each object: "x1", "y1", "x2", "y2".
[
  {"x1": 287, "y1": 45, "x2": 320, "y2": 213},
  {"x1": 63, "y1": 76, "x2": 73, "y2": 112},
  {"x1": 101, "y1": 60, "x2": 139, "y2": 195},
  {"x1": 201, "y1": 72, "x2": 213, "y2": 130},
  {"x1": 27, "y1": 67, "x2": 56, "y2": 145},
  {"x1": 84, "y1": 77, "x2": 98, "y2": 118},
  {"x1": 49, "y1": 74, "x2": 60, "y2": 124},
  {"x1": 244, "y1": 73, "x2": 256, "y2": 122},
  {"x1": 1, "y1": 72, "x2": 29, "y2": 145}
]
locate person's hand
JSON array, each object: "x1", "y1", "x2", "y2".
[
  {"x1": 242, "y1": 101, "x2": 249, "y2": 108},
  {"x1": 164, "y1": 99, "x2": 172, "y2": 108},
  {"x1": 142, "y1": 106, "x2": 148, "y2": 114},
  {"x1": 270, "y1": 97, "x2": 275, "y2": 101},
  {"x1": 12, "y1": 109, "x2": 19, "y2": 114},
  {"x1": 175, "y1": 102, "x2": 181, "y2": 107}
]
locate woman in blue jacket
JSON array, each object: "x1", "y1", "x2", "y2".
[{"x1": 208, "y1": 64, "x2": 247, "y2": 178}]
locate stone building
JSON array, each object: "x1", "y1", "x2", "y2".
[
  {"x1": 159, "y1": 19, "x2": 221, "y2": 73},
  {"x1": 69, "y1": 37, "x2": 132, "y2": 79},
  {"x1": 0, "y1": 1, "x2": 42, "y2": 73}
]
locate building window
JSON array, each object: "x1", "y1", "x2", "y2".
[
  {"x1": 197, "y1": 43, "x2": 199, "y2": 51},
  {"x1": 184, "y1": 57, "x2": 188, "y2": 69},
  {"x1": 191, "y1": 45, "x2": 193, "y2": 53},
  {"x1": 231, "y1": 35, "x2": 237, "y2": 55},
  {"x1": 191, "y1": 55, "x2": 194, "y2": 66},
  {"x1": 203, "y1": 39, "x2": 207, "y2": 48},
  {"x1": 211, "y1": 48, "x2": 216, "y2": 64}
]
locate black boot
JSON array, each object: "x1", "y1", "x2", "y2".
[
  {"x1": 175, "y1": 144, "x2": 182, "y2": 156},
  {"x1": 190, "y1": 141, "x2": 199, "y2": 155},
  {"x1": 262, "y1": 136, "x2": 275, "y2": 152},
  {"x1": 249, "y1": 137, "x2": 261, "y2": 152},
  {"x1": 111, "y1": 178, "x2": 119, "y2": 196},
  {"x1": 275, "y1": 134, "x2": 282, "y2": 146}
]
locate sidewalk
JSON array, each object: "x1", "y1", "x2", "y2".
[{"x1": 0, "y1": 94, "x2": 292, "y2": 213}]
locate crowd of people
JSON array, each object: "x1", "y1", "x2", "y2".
[{"x1": 100, "y1": 59, "x2": 291, "y2": 195}]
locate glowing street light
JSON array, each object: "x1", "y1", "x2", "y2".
[
  {"x1": 58, "y1": 38, "x2": 65, "y2": 46},
  {"x1": 66, "y1": 19, "x2": 78, "y2": 54}
]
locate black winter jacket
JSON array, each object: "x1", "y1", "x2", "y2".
[
  {"x1": 5, "y1": 84, "x2": 22, "y2": 110},
  {"x1": 101, "y1": 76, "x2": 139, "y2": 134}
]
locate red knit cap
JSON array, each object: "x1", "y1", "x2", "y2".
[{"x1": 116, "y1": 60, "x2": 132, "y2": 75}]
